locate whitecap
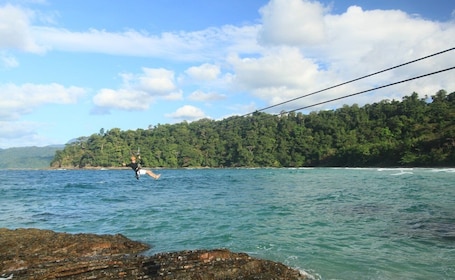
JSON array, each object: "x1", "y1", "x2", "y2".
[
  {"x1": 298, "y1": 269, "x2": 321, "y2": 280},
  {"x1": 391, "y1": 171, "x2": 413, "y2": 176},
  {"x1": 430, "y1": 168, "x2": 455, "y2": 173}
]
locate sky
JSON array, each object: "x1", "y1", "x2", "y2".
[{"x1": 1, "y1": 0, "x2": 454, "y2": 148}]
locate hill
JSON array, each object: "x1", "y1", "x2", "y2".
[
  {"x1": 51, "y1": 90, "x2": 455, "y2": 168},
  {"x1": 0, "y1": 145, "x2": 63, "y2": 169}
]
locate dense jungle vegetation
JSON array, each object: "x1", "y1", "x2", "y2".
[{"x1": 51, "y1": 90, "x2": 455, "y2": 168}]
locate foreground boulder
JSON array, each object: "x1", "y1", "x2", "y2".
[{"x1": 0, "y1": 228, "x2": 307, "y2": 279}]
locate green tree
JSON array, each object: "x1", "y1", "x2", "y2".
[{"x1": 51, "y1": 90, "x2": 455, "y2": 168}]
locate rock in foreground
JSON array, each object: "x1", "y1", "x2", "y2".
[{"x1": 0, "y1": 228, "x2": 308, "y2": 279}]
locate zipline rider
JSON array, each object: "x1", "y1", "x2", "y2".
[{"x1": 124, "y1": 155, "x2": 160, "y2": 180}]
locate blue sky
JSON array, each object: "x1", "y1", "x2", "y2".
[{"x1": 1, "y1": 0, "x2": 454, "y2": 148}]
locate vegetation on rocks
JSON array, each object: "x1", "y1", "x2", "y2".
[{"x1": 51, "y1": 90, "x2": 455, "y2": 168}]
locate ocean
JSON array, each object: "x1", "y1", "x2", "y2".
[{"x1": 0, "y1": 168, "x2": 454, "y2": 279}]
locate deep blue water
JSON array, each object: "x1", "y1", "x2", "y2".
[{"x1": 0, "y1": 168, "x2": 454, "y2": 279}]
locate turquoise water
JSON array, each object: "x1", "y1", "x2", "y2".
[{"x1": 0, "y1": 168, "x2": 454, "y2": 279}]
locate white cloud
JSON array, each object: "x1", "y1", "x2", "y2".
[
  {"x1": 229, "y1": 47, "x2": 319, "y2": 90},
  {"x1": 322, "y1": 6, "x2": 443, "y2": 67},
  {"x1": 92, "y1": 67, "x2": 180, "y2": 112},
  {"x1": 185, "y1": 63, "x2": 221, "y2": 81},
  {"x1": 2, "y1": 1, "x2": 455, "y2": 122},
  {"x1": 228, "y1": 2, "x2": 455, "y2": 112},
  {"x1": 165, "y1": 105, "x2": 208, "y2": 121},
  {"x1": 0, "y1": 4, "x2": 260, "y2": 61},
  {"x1": 0, "y1": 4, "x2": 45, "y2": 53},
  {"x1": 258, "y1": 0, "x2": 327, "y2": 46},
  {"x1": 138, "y1": 68, "x2": 176, "y2": 94},
  {"x1": 32, "y1": 24, "x2": 261, "y2": 61},
  {"x1": 188, "y1": 90, "x2": 226, "y2": 102},
  {"x1": 0, "y1": 83, "x2": 86, "y2": 120},
  {"x1": 92, "y1": 88, "x2": 152, "y2": 111},
  {"x1": 324, "y1": 6, "x2": 455, "y2": 101}
]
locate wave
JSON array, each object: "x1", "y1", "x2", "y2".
[
  {"x1": 429, "y1": 168, "x2": 455, "y2": 173},
  {"x1": 298, "y1": 269, "x2": 321, "y2": 280},
  {"x1": 377, "y1": 167, "x2": 414, "y2": 171},
  {"x1": 390, "y1": 171, "x2": 414, "y2": 176},
  {"x1": 376, "y1": 168, "x2": 414, "y2": 175}
]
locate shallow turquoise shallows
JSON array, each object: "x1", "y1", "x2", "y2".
[{"x1": 1, "y1": 168, "x2": 454, "y2": 279}]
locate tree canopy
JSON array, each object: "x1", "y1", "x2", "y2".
[{"x1": 51, "y1": 90, "x2": 455, "y2": 168}]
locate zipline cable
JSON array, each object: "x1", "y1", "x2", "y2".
[
  {"x1": 284, "y1": 66, "x2": 455, "y2": 114},
  {"x1": 242, "y1": 47, "x2": 455, "y2": 117}
]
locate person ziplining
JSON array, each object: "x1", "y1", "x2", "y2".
[{"x1": 124, "y1": 155, "x2": 160, "y2": 180}]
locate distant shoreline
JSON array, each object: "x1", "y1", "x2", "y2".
[{"x1": 2, "y1": 166, "x2": 454, "y2": 171}]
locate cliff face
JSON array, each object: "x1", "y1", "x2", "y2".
[{"x1": 0, "y1": 228, "x2": 308, "y2": 279}]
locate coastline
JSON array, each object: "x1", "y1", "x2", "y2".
[{"x1": 0, "y1": 228, "x2": 308, "y2": 279}]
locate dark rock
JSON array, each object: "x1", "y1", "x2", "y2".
[{"x1": 0, "y1": 228, "x2": 308, "y2": 279}]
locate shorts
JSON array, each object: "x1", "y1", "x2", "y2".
[{"x1": 137, "y1": 169, "x2": 147, "y2": 175}]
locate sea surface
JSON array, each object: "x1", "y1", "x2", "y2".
[{"x1": 0, "y1": 168, "x2": 454, "y2": 279}]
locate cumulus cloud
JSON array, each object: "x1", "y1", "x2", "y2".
[
  {"x1": 92, "y1": 67, "x2": 179, "y2": 112},
  {"x1": 229, "y1": 47, "x2": 319, "y2": 90},
  {"x1": 26, "y1": 1, "x2": 452, "y2": 113},
  {"x1": 258, "y1": 0, "x2": 327, "y2": 46},
  {"x1": 0, "y1": 83, "x2": 86, "y2": 120},
  {"x1": 165, "y1": 105, "x2": 208, "y2": 121},
  {"x1": 0, "y1": 4, "x2": 44, "y2": 53},
  {"x1": 138, "y1": 68, "x2": 177, "y2": 94},
  {"x1": 3, "y1": 1, "x2": 455, "y2": 125},
  {"x1": 230, "y1": 1, "x2": 455, "y2": 112},
  {"x1": 185, "y1": 63, "x2": 221, "y2": 81},
  {"x1": 92, "y1": 89, "x2": 152, "y2": 112},
  {"x1": 322, "y1": 6, "x2": 444, "y2": 67}
]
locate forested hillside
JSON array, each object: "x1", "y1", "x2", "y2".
[
  {"x1": 0, "y1": 146, "x2": 63, "y2": 169},
  {"x1": 51, "y1": 90, "x2": 455, "y2": 168}
]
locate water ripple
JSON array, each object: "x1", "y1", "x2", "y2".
[{"x1": 0, "y1": 168, "x2": 454, "y2": 279}]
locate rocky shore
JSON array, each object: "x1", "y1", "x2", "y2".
[{"x1": 0, "y1": 228, "x2": 308, "y2": 279}]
